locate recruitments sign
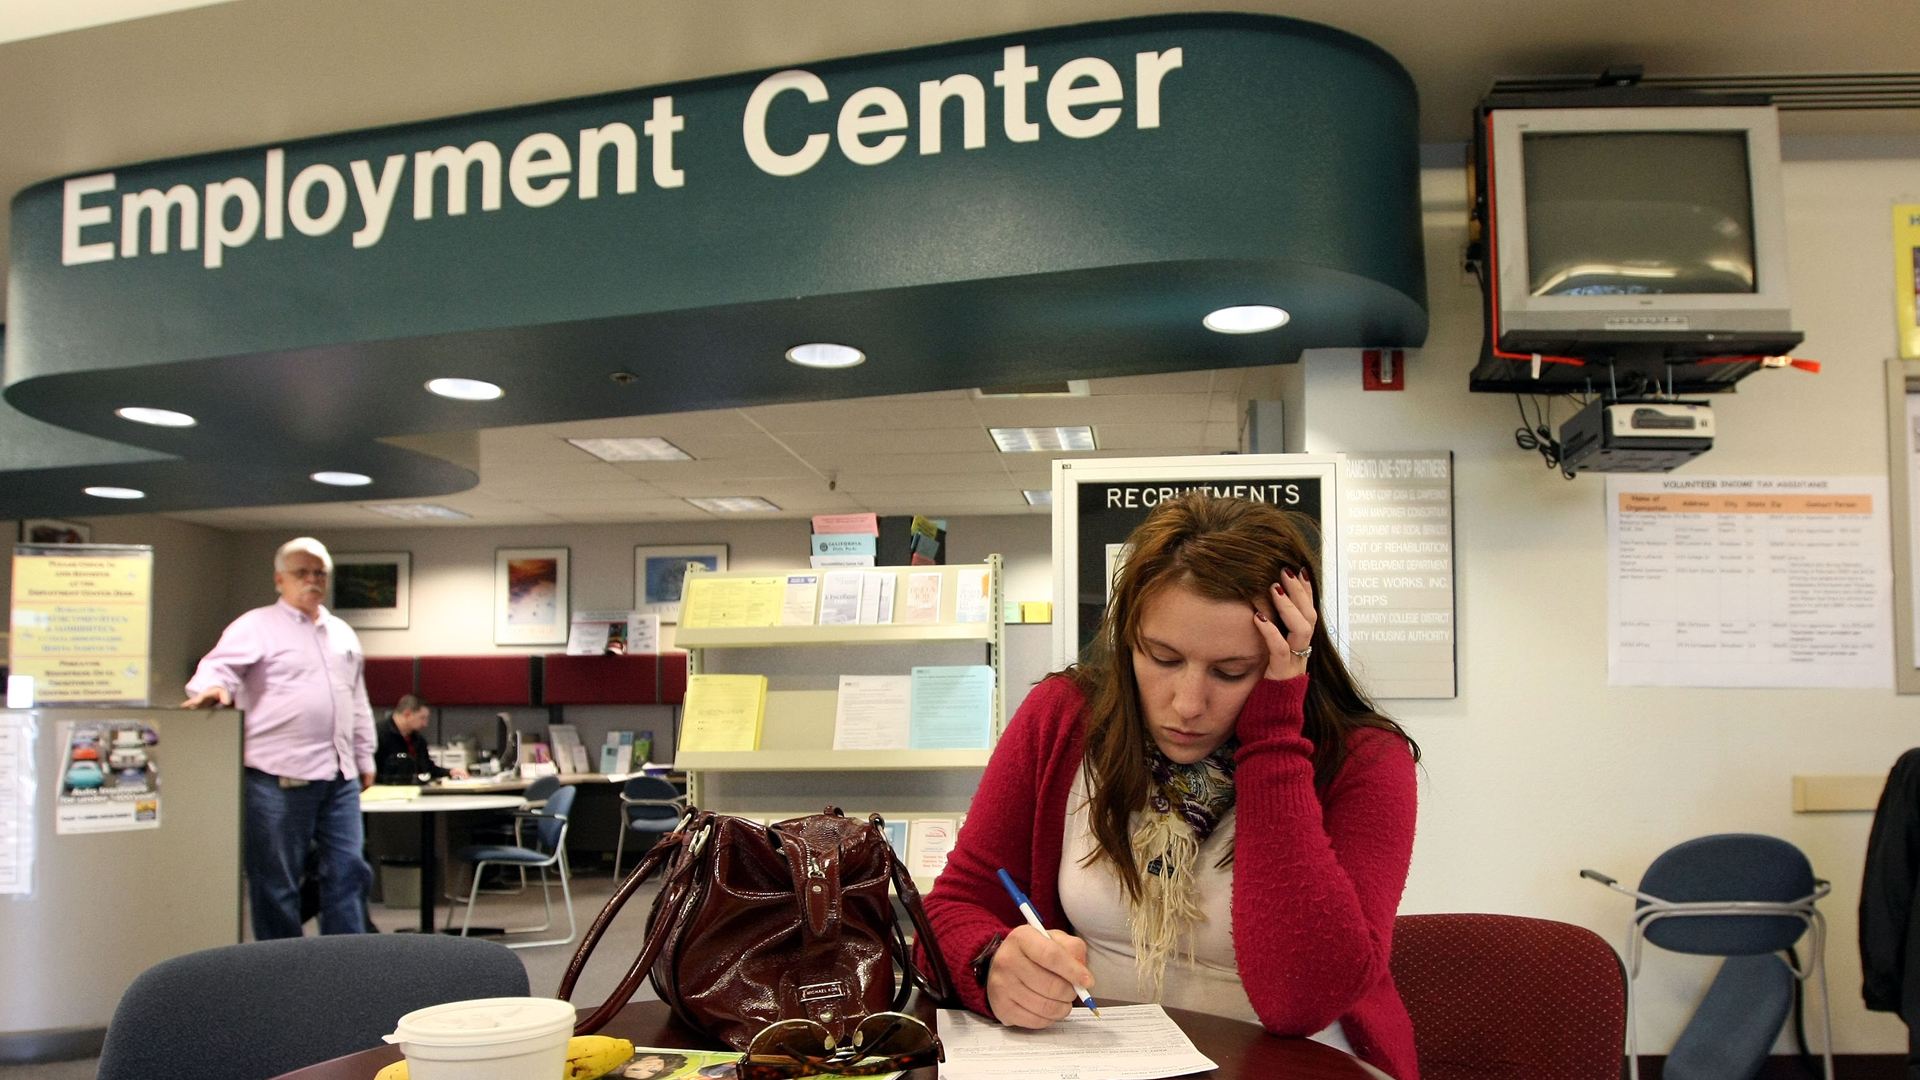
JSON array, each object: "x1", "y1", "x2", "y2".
[{"x1": 8, "y1": 545, "x2": 154, "y2": 705}]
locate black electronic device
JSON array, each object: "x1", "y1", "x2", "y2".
[
  {"x1": 1466, "y1": 80, "x2": 1804, "y2": 395},
  {"x1": 1557, "y1": 399, "x2": 1715, "y2": 476}
]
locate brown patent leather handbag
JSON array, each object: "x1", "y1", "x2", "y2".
[{"x1": 559, "y1": 807, "x2": 958, "y2": 1051}]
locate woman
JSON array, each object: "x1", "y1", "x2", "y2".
[{"x1": 923, "y1": 493, "x2": 1420, "y2": 1080}]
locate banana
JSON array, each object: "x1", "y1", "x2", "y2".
[
  {"x1": 565, "y1": 1035, "x2": 635, "y2": 1079},
  {"x1": 371, "y1": 1036, "x2": 633, "y2": 1080}
]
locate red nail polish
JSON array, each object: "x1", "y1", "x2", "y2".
[{"x1": 1255, "y1": 612, "x2": 1268, "y2": 622}]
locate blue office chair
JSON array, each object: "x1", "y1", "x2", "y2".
[
  {"x1": 1583, "y1": 834, "x2": 1832, "y2": 1080},
  {"x1": 97, "y1": 935, "x2": 526, "y2": 1080},
  {"x1": 456, "y1": 784, "x2": 576, "y2": 948},
  {"x1": 614, "y1": 775, "x2": 687, "y2": 878}
]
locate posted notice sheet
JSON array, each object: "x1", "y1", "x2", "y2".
[
  {"x1": 1607, "y1": 475, "x2": 1893, "y2": 688},
  {"x1": 936, "y1": 1004, "x2": 1218, "y2": 1080},
  {"x1": 0, "y1": 713, "x2": 34, "y2": 895}
]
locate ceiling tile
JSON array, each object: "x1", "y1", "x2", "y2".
[
  {"x1": 834, "y1": 472, "x2": 1016, "y2": 493},
  {"x1": 609, "y1": 457, "x2": 813, "y2": 481},
  {"x1": 1084, "y1": 371, "x2": 1218, "y2": 395},
  {"x1": 530, "y1": 409, "x2": 763, "y2": 439},
  {"x1": 743, "y1": 397, "x2": 981, "y2": 433},
  {"x1": 970, "y1": 394, "x2": 1211, "y2": 426},
  {"x1": 1092, "y1": 422, "x2": 1208, "y2": 450},
  {"x1": 777, "y1": 428, "x2": 995, "y2": 460}
]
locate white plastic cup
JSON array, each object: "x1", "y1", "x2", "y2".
[{"x1": 384, "y1": 996, "x2": 576, "y2": 1080}]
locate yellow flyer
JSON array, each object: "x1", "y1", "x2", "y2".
[
  {"x1": 9, "y1": 544, "x2": 153, "y2": 704},
  {"x1": 1898, "y1": 205, "x2": 1920, "y2": 359}
]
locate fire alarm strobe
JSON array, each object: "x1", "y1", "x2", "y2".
[{"x1": 1558, "y1": 400, "x2": 1714, "y2": 474}]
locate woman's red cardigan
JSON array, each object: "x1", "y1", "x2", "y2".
[{"x1": 920, "y1": 674, "x2": 1420, "y2": 1080}]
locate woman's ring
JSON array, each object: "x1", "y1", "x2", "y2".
[{"x1": 1290, "y1": 646, "x2": 1312, "y2": 659}]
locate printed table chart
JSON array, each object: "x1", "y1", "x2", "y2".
[{"x1": 1607, "y1": 477, "x2": 1892, "y2": 688}]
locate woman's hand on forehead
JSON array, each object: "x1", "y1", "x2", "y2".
[{"x1": 1254, "y1": 570, "x2": 1316, "y2": 680}]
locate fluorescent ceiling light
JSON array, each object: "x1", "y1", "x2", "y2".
[
  {"x1": 1024, "y1": 489, "x2": 1054, "y2": 505},
  {"x1": 990, "y1": 427, "x2": 1096, "y2": 453},
  {"x1": 115, "y1": 406, "x2": 197, "y2": 428},
  {"x1": 361, "y1": 502, "x2": 470, "y2": 520},
  {"x1": 686, "y1": 496, "x2": 780, "y2": 513},
  {"x1": 84, "y1": 486, "x2": 145, "y2": 499},
  {"x1": 311, "y1": 471, "x2": 372, "y2": 486},
  {"x1": 567, "y1": 437, "x2": 694, "y2": 462},
  {"x1": 425, "y1": 377, "x2": 504, "y2": 400},
  {"x1": 785, "y1": 343, "x2": 866, "y2": 369},
  {"x1": 975, "y1": 381, "x2": 1091, "y2": 398},
  {"x1": 1203, "y1": 305, "x2": 1290, "y2": 334}
]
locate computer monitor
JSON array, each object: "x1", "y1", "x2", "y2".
[{"x1": 1480, "y1": 103, "x2": 1800, "y2": 381}]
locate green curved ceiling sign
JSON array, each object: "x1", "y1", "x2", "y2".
[{"x1": 2, "y1": 13, "x2": 1427, "y2": 517}]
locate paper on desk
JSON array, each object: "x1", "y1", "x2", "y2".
[{"x1": 937, "y1": 1005, "x2": 1219, "y2": 1080}]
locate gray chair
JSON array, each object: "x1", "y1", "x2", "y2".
[
  {"x1": 1584, "y1": 833, "x2": 1833, "y2": 1080},
  {"x1": 613, "y1": 775, "x2": 687, "y2": 878},
  {"x1": 95, "y1": 934, "x2": 527, "y2": 1080},
  {"x1": 457, "y1": 784, "x2": 577, "y2": 948}
]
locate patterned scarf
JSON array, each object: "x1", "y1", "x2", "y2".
[{"x1": 1128, "y1": 736, "x2": 1238, "y2": 997}]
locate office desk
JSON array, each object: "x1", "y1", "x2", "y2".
[
  {"x1": 359, "y1": 794, "x2": 526, "y2": 933},
  {"x1": 270, "y1": 998, "x2": 1385, "y2": 1079}
]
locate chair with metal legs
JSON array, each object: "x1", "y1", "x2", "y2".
[
  {"x1": 455, "y1": 784, "x2": 576, "y2": 949},
  {"x1": 1584, "y1": 833, "x2": 1833, "y2": 1080},
  {"x1": 613, "y1": 775, "x2": 686, "y2": 878}
]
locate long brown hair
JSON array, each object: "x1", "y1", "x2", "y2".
[{"x1": 1067, "y1": 492, "x2": 1418, "y2": 900}]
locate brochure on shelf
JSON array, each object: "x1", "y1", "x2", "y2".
[
  {"x1": 811, "y1": 553, "x2": 875, "y2": 569},
  {"x1": 857, "y1": 571, "x2": 896, "y2": 624},
  {"x1": 907, "y1": 817, "x2": 959, "y2": 877},
  {"x1": 681, "y1": 576, "x2": 784, "y2": 628},
  {"x1": 812, "y1": 533, "x2": 878, "y2": 557},
  {"x1": 909, "y1": 666, "x2": 995, "y2": 749},
  {"x1": 954, "y1": 567, "x2": 992, "y2": 623},
  {"x1": 812, "y1": 512, "x2": 880, "y2": 536},
  {"x1": 680, "y1": 674, "x2": 768, "y2": 752},
  {"x1": 819, "y1": 571, "x2": 864, "y2": 625},
  {"x1": 904, "y1": 572, "x2": 942, "y2": 624},
  {"x1": 780, "y1": 574, "x2": 820, "y2": 625},
  {"x1": 832, "y1": 675, "x2": 913, "y2": 750}
]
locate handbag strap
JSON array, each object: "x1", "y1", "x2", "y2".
[
  {"x1": 873, "y1": 814, "x2": 959, "y2": 1006},
  {"x1": 561, "y1": 808, "x2": 711, "y2": 1035}
]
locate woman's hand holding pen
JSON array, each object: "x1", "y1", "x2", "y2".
[
  {"x1": 1255, "y1": 568, "x2": 1317, "y2": 681},
  {"x1": 986, "y1": 924, "x2": 1096, "y2": 1029}
]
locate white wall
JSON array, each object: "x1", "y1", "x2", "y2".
[{"x1": 1294, "y1": 158, "x2": 1920, "y2": 1054}]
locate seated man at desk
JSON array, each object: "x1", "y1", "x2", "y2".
[{"x1": 374, "y1": 695, "x2": 469, "y2": 785}]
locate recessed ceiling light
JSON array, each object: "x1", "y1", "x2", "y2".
[
  {"x1": 115, "y1": 406, "x2": 197, "y2": 428},
  {"x1": 567, "y1": 437, "x2": 694, "y2": 462},
  {"x1": 361, "y1": 502, "x2": 470, "y2": 520},
  {"x1": 425, "y1": 377, "x2": 504, "y2": 400},
  {"x1": 785, "y1": 343, "x2": 866, "y2": 369},
  {"x1": 1203, "y1": 305, "x2": 1290, "y2": 334},
  {"x1": 84, "y1": 486, "x2": 145, "y2": 499},
  {"x1": 311, "y1": 471, "x2": 372, "y2": 486},
  {"x1": 989, "y1": 427, "x2": 1097, "y2": 453},
  {"x1": 1024, "y1": 489, "x2": 1054, "y2": 506},
  {"x1": 686, "y1": 496, "x2": 781, "y2": 513}
]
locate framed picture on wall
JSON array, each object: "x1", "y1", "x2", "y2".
[
  {"x1": 21, "y1": 519, "x2": 91, "y2": 544},
  {"x1": 634, "y1": 544, "x2": 728, "y2": 623},
  {"x1": 495, "y1": 547, "x2": 570, "y2": 645},
  {"x1": 328, "y1": 552, "x2": 410, "y2": 629}
]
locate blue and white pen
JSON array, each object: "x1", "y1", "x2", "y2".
[{"x1": 997, "y1": 868, "x2": 1100, "y2": 1017}]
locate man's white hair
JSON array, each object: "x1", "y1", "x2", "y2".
[{"x1": 274, "y1": 537, "x2": 333, "y2": 573}]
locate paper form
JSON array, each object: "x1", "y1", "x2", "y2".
[
  {"x1": 954, "y1": 568, "x2": 992, "y2": 623},
  {"x1": 811, "y1": 513, "x2": 880, "y2": 536},
  {"x1": 936, "y1": 1005, "x2": 1219, "y2": 1080},
  {"x1": 681, "y1": 577, "x2": 785, "y2": 628},
  {"x1": 904, "y1": 572, "x2": 942, "y2": 624},
  {"x1": 780, "y1": 574, "x2": 820, "y2": 626},
  {"x1": 909, "y1": 666, "x2": 994, "y2": 749},
  {"x1": 906, "y1": 817, "x2": 957, "y2": 877},
  {"x1": 820, "y1": 571, "x2": 864, "y2": 625},
  {"x1": 679, "y1": 675, "x2": 767, "y2": 751},
  {"x1": 832, "y1": 676, "x2": 913, "y2": 750},
  {"x1": 0, "y1": 713, "x2": 35, "y2": 895},
  {"x1": 1607, "y1": 475, "x2": 1893, "y2": 688}
]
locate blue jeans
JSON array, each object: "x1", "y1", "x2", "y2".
[{"x1": 243, "y1": 768, "x2": 372, "y2": 939}]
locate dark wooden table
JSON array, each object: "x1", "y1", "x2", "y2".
[{"x1": 272, "y1": 998, "x2": 1387, "y2": 1079}]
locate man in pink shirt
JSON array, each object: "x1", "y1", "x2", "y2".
[{"x1": 185, "y1": 537, "x2": 377, "y2": 939}]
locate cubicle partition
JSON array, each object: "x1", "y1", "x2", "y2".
[{"x1": 0, "y1": 707, "x2": 242, "y2": 1063}]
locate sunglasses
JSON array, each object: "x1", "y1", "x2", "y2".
[{"x1": 739, "y1": 1012, "x2": 943, "y2": 1080}]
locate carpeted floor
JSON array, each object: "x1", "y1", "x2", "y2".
[{"x1": 0, "y1": 865, "x2": 659, "y2": 1080}]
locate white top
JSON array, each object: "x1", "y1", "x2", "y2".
[{"x1": 1057, "y1": 769, "x2": 1352, "y2": 1055}]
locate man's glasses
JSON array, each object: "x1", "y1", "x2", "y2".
[
  {"x1": 281, "y1": 567, "x2": 329, "y2": 579},
  {"x1": 740, "y1": 1012, "x2": 943, "y2": 1079}
]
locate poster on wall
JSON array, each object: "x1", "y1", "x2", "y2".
[
  {"x1": 328, "y1": 552, "x2": 410, "y2": 629},
  {"x1": 1606, "y1": 475, "x2": 1893, "y2": 688},
  {"x1": 1050, "y1": 455, "x2": 1343, "y2": 668},
  {"x1": 8, "y1": 544, "x2": 153, "y2": 705},
  {"x1": 1896, "y1": 205, "x2": 1920, "y2": 359},
  {"x1": 1337, "y1": 452, "x2": 1457, "y2": 699},
  {"x1": 634, "y1": 545, "x2": 728, "y2": 624},
  {"x1": 494, "y1": 547, "x2": 569, "y2": 646},
  {"x1": 54, "y1": 719, "x2": 161, "y2": 834},
  {"x1": 0, "y1": 713, "x2": 35, "y2": 895}
]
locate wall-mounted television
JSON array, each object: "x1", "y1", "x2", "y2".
[{"x1": 1471, "y1": 100, "x2": 1803, "y2": 393}]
